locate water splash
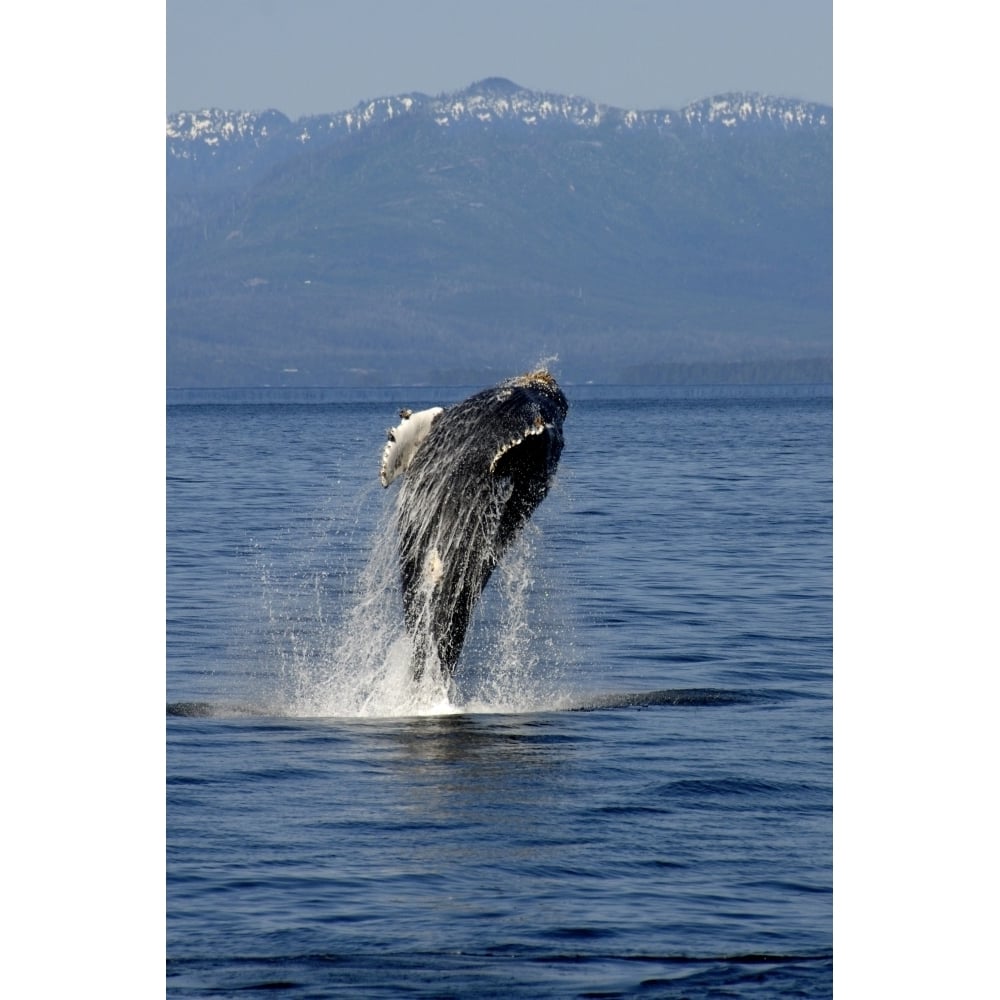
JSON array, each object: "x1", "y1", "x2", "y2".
[{"x1": 256, "y1": 496, "x2": 568, "y2": 719}]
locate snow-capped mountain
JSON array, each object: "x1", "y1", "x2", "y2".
[
  {"x1": 166, "y1": 78, "x2": 831, "y2": 389},
  {"x1": 167, "y1": 78, "x2": 831, "y2": 166}
]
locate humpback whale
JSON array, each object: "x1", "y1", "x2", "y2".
[{"x1": 380, "y1": 370, "x2": 567, "y2": 680}]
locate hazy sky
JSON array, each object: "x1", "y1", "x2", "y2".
[{"x1": 167, "y1": 0, "x2": 831, "y2": 118}]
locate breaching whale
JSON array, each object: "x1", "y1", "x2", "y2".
[{"x1": 380, "y1": 369, "x2": 567, "y2": 680}]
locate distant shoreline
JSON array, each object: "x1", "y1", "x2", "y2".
[{"x1": 166, "y1": 381, "x2": 832, "y2": 406}]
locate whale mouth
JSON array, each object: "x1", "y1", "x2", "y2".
[{"x1": 490, "y1": 415, "x2": 554, "y2": 473}]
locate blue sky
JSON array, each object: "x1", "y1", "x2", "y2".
[{"x1": 166, "y1": 0, "x2": 832, "y2": 117}]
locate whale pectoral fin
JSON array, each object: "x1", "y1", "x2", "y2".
[{"x1": 379, "y1": 406, "x2": 444, "y2": 487}]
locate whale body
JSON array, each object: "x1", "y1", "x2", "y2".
[{"x1": 380, "y1": 370, "x2": 567, "y2": 679}]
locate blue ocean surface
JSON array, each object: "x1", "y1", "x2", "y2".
[{"x1": 167, "y1": 383, "x2": 832, "y2": 998}]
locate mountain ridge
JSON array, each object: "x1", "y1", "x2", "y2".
[
  {"x1": 167, "y1": 78, "x2": 831, "y2": 165},
  {"x1": 166, "y1": 80, "x2": 831, "y2": 388}
]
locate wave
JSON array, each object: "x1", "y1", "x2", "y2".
[
  {"x1": 166, "y1": 686, "x2": 787, "y2": 719},
  {"x1": 568, "y1": 687, "x2": 775, "y2": 710}
]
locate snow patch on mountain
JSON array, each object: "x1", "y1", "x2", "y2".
[{"x1": 166, "y1": 79, "x2": 831, "y2": 162}]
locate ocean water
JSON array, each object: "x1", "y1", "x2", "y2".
[{"x1": 167, "y1": 383, "x2": 832, "y2": 998}]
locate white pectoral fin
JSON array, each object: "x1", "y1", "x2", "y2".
[{"x1": 379, "y1": 406, "x2": 443, "y2": 486}]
